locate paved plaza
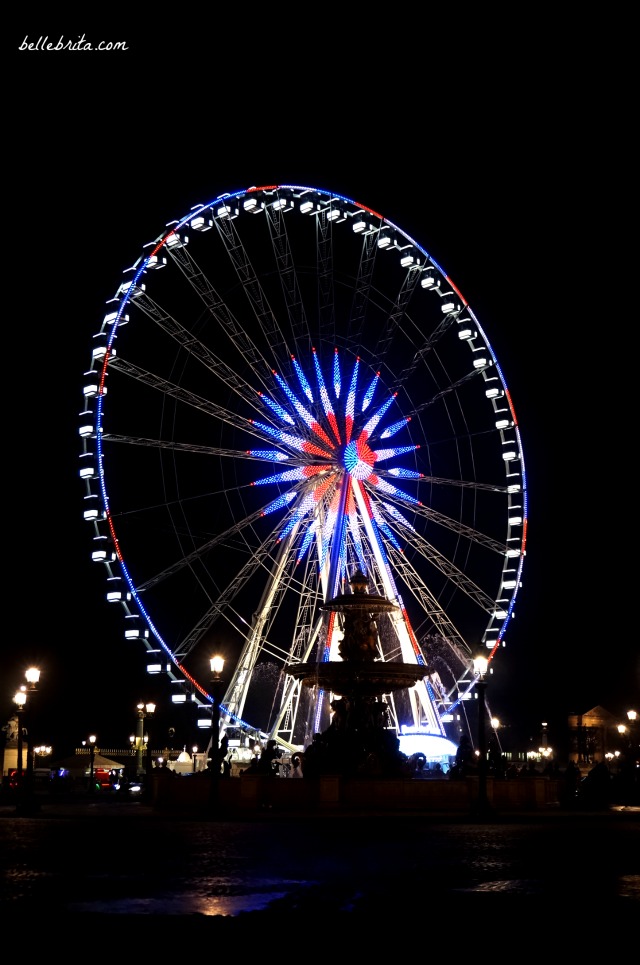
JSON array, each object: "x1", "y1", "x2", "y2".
[{"x1": 1, "y1": 798, "x2": 638, "y2": 947}]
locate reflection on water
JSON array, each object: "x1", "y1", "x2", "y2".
[{"x1": 67, "y1": 877, "x2": 314, "y2": 917}]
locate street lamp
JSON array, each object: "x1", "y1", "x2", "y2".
[
  {"x1": 135, "y1": 702, "x2": 156, "y2": 776},
  {"x1": 87, "y1": 735, "x2": 97, "y2": 793},
  {"x1": 142, "y1": 703, "x2": 156, "y2": 779},
  {"x1": 22, "y1": 668, "x2": 41, "y2": 810},
  {"x1": 13, "y1": 690, "x2": 27, "y2": 797},
  {"x1": 209, "y1": 656, "x2": 226, "y2": 799},
  {"x1": 473, "y1": 654, "x2": 489, "y2": 816}
]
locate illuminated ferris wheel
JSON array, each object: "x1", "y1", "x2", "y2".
[{"x1": 79, "y1": 184, "x2": 527, "y2": 754}]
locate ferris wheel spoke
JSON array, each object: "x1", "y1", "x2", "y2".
[
  {"x1": 385, "y1": 546, "x2": 470, "y2": 648},
  {"x1": 160, "y1": 224, "x2": 282, "y2": 390},
  {"x1": 382, "y1": 490, "x2": 509, "y2": 555},
  {"x1": 212, "y1": 198, "x2": 295, "y2": 378},
  {"x1": 128, "y1": 285, "x2": 277, "y2": 406}
]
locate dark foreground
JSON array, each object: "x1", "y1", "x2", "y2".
[{"x1": 1, "y1": 798, "x2": 638, "y2": 947}]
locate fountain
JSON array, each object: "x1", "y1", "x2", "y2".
[{"x1": 286, "y1": 570, "x2": 430, "y2": 777}]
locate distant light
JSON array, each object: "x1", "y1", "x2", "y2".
[
  {"x1": 473, "y1": 654, "x2": 488, "y2": 676},
  {"x1": 397, "y1": 732, "x2": 458, "y2": 759}
]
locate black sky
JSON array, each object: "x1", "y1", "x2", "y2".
[{"x1": 6, "y1": 19, "x2": 637, "y2": 757}]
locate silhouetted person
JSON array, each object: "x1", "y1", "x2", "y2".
[
  {"x1": 578, "y1": 760, "x2": 611, "y2": 809},
  {"x1": 454, "y1": 734, "x2": 474, "y2": 776},
  {"x1": 561, "y1": 760, "x2": 581, "y2": 808}
]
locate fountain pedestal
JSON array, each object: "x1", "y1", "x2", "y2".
[{"x1": 286, "y1": 570, "x2": 429, "y2": 777}]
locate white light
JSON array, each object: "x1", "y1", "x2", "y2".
[
  {"x1": 352, "y1": 219, "x2": 367, "y2": 233},
  {"x1": 473, "y1": 358, "x2": 487, "y2": 368},
  {"x1": 502, "y1": 451, "x2": 517, "y2": 461},
  {"x1": 327, "y1": 208, "x2": 340, "y2": 221},
  {"x1": 165, "y1": 232, "x2": 184, "y2": 246},
  {"x1": 378, "y1": 236, "x2": 391, "y2": 248},
  {"x1": 441, "y1": 301, "x2": 456, "y2": 313},
  {"x1": 458, "y1": 328, "x2": 474, "y2": 340},
  {"x1": 211, "y1": 655, "x2": 225, "y2": 675},
  {"x1": 79, "y1": 424, "x2": 94, "y2": 437},
  {"x1": 397, "y1": 732, "x2": 459, "y2": 759},
  {"x1": 273, "y1": 198, "x2": 289, "y2": 211},
  {"x1": 300, "y1": 201, "x2": 316, "y2": 214},
  {"x1": 502, "y1": 579, "x2": 517, "y2": 589},
  {"x1": 171, "y1": 694, "x2": 187, "y2": 703},
  {"x1": 190, "y1": 216, "x2": 212, "y2": 231},
  {"x1": 243, "y1": 198, "x2": 264, "y2": 214},
  {"x1": 197, "y1": 718, "x2": 212, "y2": 729},
  {"x1": 104, "y1": 312, "x2": 119, "y2": 326},
  {"x1": 216, "y1": 205, "x2": 232, "y2": 218},
  {"x1": 473, "y1": 654, "x2": 488, "y2": 676},
  {"x1": 421, "y1": 274, "x2": 436, "y2": 288},
  {"x1": 145, "y1": 255, "x2": 166, "y2": 269},
  {"x1": 146, "y1": 664, "x2": 162, "y2": 674},
  {"x1": 400, "y1": 254, "x2": 414, "y2": 267},
  {"x1": 91, "y1": 549, "x2": 107, "y2": 561},
  {"x1": 25, "y1": 667, "x2": 41, "y2": 687},
  {"x1": 106, "y1": 591, "x2": 122, "y2": 601},
  {"x1": 507, "y1": 484, "x2": 521, "y2": 493},
  {"x1": 83, "y1": 384, "x2": 99, "y2": 398},
  {"x1": 79, "y1": 466, "x2": 95, "y2": 478},
  {"x1": 83, "y1": 509, "x2": 99, "y2": 520},
  {"x1": 506, "y1": 548, "x2": 521, "y2": 558},
  {"x1": 509, "y1": 516, "x2": 523, "y2": 526},
  {"x1": 485, "y1": 387, "x2": 502, "y2": 399},
  {"x1": 495, "y1": 419, "x2": 512, "y2": 429}
]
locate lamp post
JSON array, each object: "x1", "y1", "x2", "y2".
[
  {"x1": 192, "y1": 745, "x2": 198, "y2": 774},
  {"x1": 13, "y1": 690, "x2": 27, "y2": 800},
  {"x1": 473, "y1": 654, "x2": 490, "y2": 816},
  {"x1": 134, "y1": 702, "x2": 156, "y2": 776},
  {"x1": 142, "y1": 703, "x2": 156, "y2": 779},
  {"x1": 86, "y1": 735, "x2": 97, "y2": 793},
  {"x1": 209, "y1": 656, "x2": 225, "y2": 808},
  {"x1": 22, "y1": 668, "x2": 41, "y2": 811}
]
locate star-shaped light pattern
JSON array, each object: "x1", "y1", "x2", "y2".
[{"x1": 248, "y1": 350, "x2": 422, "y2": 577}]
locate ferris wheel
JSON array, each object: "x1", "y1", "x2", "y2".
[{"x1": 79, "y1": 184, "x2": 527, "y2": 754}]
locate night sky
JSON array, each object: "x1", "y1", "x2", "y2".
[{"x1": 6, "y1": 20, "x2": 637, "y2": 759}]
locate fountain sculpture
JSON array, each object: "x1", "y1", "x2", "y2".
[{"x1": 286, "y1": 570, "x2": 430, "y2": 777}]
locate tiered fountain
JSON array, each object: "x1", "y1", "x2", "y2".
[{"x1": 286, "y1": 570, "x2": 430, "y2": 777}]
